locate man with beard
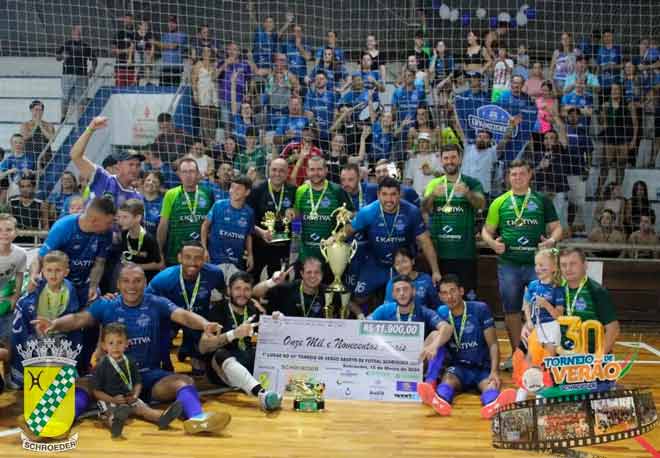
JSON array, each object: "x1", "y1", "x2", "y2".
[
  {"x1": 199, "y1": 271, "x2": 282, "y2": 411},
  {"x1": 423, "y1": 144, "x2": 485, "y2": 299},
  {"x1": 282, "y1": 125, "x2": 322, "y2": 187}
]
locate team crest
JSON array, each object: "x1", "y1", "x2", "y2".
[
  {"x1": 527, "y1": 201, "x2": 538, "y2": 211},
  {"x1": 17, "y1": 338, "x2": 81, "y2": 446},
  {"x1": 320, "y1": 197, "x2": 331, "y2": 208}
]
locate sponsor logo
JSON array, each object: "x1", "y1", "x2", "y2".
[
  {"x1": 218, "y1": 229, "x2": 246, "y2": 240},
  {"x1": 517, "y1": 236, "x2": 530, "y2": 246},
  {"x1": 574, "y1": 298, "x2": 587, "y2": 311},
  {"x1": 396, "y1": 381, "x2": 417, "y2": 392},
  {"x1": 442, "y1": 225, "x2": 453, "y2": 234},
  {"x1": 394, "y1": 393, "x2": 415, "y2": 399},
  {"x1": 505, "y1": 218, "x2": 539, "y2": 226},
  {"x1": 310, "y1": 233, "x2": 321, "y2": 242},
  {"x1": 527, "y1": 201, "x2": 538, "y2": 211},
  {"x1": 467, "y1": 104, "x2": 518, "y2": 138},
  {"x1": 136, "y1": 313, "x2": 150, "y2": 328},
  {"x1": 321, "y1": 197, "x2": 331, "y2": 208}
]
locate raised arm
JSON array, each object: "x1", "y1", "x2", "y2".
[{"x1": 71, "y1": 116, "x2": 108, "y2": 181}]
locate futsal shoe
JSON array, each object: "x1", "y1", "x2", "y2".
[
  {"x1": 259, "y1": 390, "x2": 283, "y2": 412},
  {"x1": 158, "y1": 400, "x2": 183, "y2": 430},
  {"x1": 430, "y1": 394, "x2": 452, "y2": 416},
  {"x1": 183, "y1": 411, "x2": 232, "y2": 435},
  {"x1": 480, "y1": 388, "x2": 517, "y2": 420},
  {"x1": 110, "y1": 405, "x2": 131, "y2": 438},
  {"x1": 416, "y1": 382, "x2": 437, "y2": 406}
]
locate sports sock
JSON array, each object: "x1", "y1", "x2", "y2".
[
  {"x1": 74, "y1": 388, "x2": 90, "y2": 419},
  {"x1": 176, "y1": 385, "x2": 203, "y2": 419},
  {"x1": 480, "y1": 388, "x2": 499, "y2": 406},
  {"x1": 221, "y1": 357, "x2": 260, "y2": 395},
  {"x1": 436, "y1": 383, "x2": 455, "y2": 404},
  {"x1": 424, "y1": 347, "x2": 445, "y2": 384},
  {"x1": 251, "y1": 384, "x2": 263, "y2": 396}
]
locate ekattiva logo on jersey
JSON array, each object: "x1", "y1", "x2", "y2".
[
  {"x1": 506, "y1": 217, "x2": 539, "y2": 226},
  {"x1": 218, "y1": 229, "x2": 246, "y2": 240},
  {"x1": 467, "y1": 104, "x2": 518, "y2": 138}
]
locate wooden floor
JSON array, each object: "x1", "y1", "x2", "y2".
[{"x1": 1, "y1": 328, "x2": 660, "y2": 458}]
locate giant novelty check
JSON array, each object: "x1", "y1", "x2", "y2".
[{"x1": 254, "y1": 316, "x2": 424, "y2": 402}]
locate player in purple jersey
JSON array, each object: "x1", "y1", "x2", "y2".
[{"x1": 32, "y1": 263, "x2": 232, "y2": 435}]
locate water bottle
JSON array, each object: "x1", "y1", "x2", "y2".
[{"x1": 289, "y1": 217, "x2": 302, "y2": 266}]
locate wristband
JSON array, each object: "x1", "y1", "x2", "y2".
[
  {"x1": 226, "y1": 330, "x2": 235, "y2": 342},
  {"x1": 85, "y1": 126, "x2": 95, "y2": 135}
]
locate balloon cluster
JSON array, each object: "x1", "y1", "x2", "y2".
[{"x1": 432, "y1": 3, "x2": 537, "y2": 29}]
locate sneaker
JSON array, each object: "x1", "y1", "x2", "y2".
[
  {"x1": 110, "y1": 405, "x2": 131, "y2": 438},
  {"x1": 158, "y1": 400, "x2": 183, "y2": 430},
  {"x1": 5, "y1": 374, "x2": 20, "y2": 391},
  {"x1": 183, "y1": 411, "x2": 232, "y2": 435},
  {"x1": 416, "y1": 382, "x2": 436, "y2": 406},
  {"x1": 430, "y1": 394, "x2": 452, "y2": 416},
  {"x1": 259, "y1": 390, "x2": 283, "y2": 412},
  {"x1": 480, "y1": 388, "x2": 517, "y2": 420},
  {"x1": 499, "y1": 357, "x2": 513, "y2": 372}
]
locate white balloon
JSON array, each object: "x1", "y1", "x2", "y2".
[
  {"x1": 449, "y1": 8, "x2": 459, "y2": 22},
  {"x1": 476, "y1": 8, "x2": 487, "y2": 20},
  {"x1": 497, "y1": 11, "x2": 511, "y2": 23},
  {"x1": 439, "y1": 4, "x2": 451, "y2": 20},
  {"x1": 516, "y1": 11, "x2": 528, "y2": 27}
]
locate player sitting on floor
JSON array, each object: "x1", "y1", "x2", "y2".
[{"x1": 417, "y1": 275, "x2": 516, "y2": 419}]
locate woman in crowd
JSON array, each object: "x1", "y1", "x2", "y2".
[
  {"x1": 550, "y1": 32, "x2": 578, "y2": 93},
  {"x1": 191, "y1": 46, "x2": 219, "y2": 145}
]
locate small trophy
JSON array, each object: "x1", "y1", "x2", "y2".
[
  {"x1": 292, "y1": 377, "x2": 325, "y2": 412},
  {"x1": 262, "y1": 211, "x2": 291, "y2": 243},
  {"x1": 320, "y1": 204, "x2": 357, "y2": 319}
]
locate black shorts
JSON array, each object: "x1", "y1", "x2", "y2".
[{"x1": 439, "y1": 258, "x2": 478, "y2": 297}]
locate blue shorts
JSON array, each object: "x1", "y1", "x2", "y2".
[
  {"x1": 345, "y1": 242, "x2": 369, "y2": 293},
  {"x1": 497, "y1": 262, "x2": 537, "y2": 313},
  {"x1": 445, "y1": 364, "x2": 491, "y2": 390},
  {"x1": 140, "y1": 368, "x2": 174, "y2": 401},
  {"x1": 353, "y1": 257, "x2": 393, "y2": 298}
]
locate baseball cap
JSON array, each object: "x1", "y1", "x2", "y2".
[{"x1": 112, "y1": 149, "x2": 146, "y2": 162}]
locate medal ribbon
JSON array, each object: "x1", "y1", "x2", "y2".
[
  {"x1": 228, "y1": 302, "x2": 249, "y2": 350},
  {"x1": 182, "y1": 185, "x2": 199, "y2": 216},
  {"x1": 308, "y1": 180, "x2": 329, "y2": 216},
  {"x1": 268, "y1": 179, "x2": 285, "y2": 214},
  {"x1": 447, "y1": 304, "x2": 469, "y2": 347},
  {"x1": 108, "y1": 354, "x2": 133, "y2": 391},
  {"x1": 299, "y1": 281, "x2": 320, "y2": 318},
  {"x1": 564, "y1": 277, "x2": 588, "y2": 316},
  {"x1": 379, "y1": 203, "x2": 401, "y2": 241},
  {"x1": 124, "y1": 227, "x2": 145, "y2": 260},
  {"x1": 509, "y1": 188, "x2": 531, "y2": 223},
  {"x1": 440, "y1": 173, "x2": 462, "y2": 209},
  {"x1": 179, "y1": 269, "x2": 201, "y2": 311},
  {"x1": 396, "y1": 304, "x2": 415, "y2": 322}
]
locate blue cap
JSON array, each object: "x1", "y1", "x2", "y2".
[{"x1": 112, "y1": 149, "x2": 145, "y2": 162}]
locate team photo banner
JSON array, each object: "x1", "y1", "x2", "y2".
[{"x1": 254, "y1": 316, "x2": 424, "y2": 402}]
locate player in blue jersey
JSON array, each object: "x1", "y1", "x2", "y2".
[
  {"x1": 201, "y1": 175, "x2": 255, "y2": 282},
  {"x1": 369, "y1": 275, "x2": 451, "y2": 359},
  {"x1": 384, "y1": 248, "x2": 440, "y2": 309},
  {"x1": 146, "y1": 241, "x2": 226, "y2": 373},
  {"x1": 417, "y1": 275, "x2": 516, "y2": 419},
  {"x1": 339, "y1": 177, "x2": 441, "y2": 318},
  {"x1": 30, "y1": 196, "x2": 115, "y2": 374},
  {"x1": 33, "y1": 263, "x2": 232, "y2": 435}
]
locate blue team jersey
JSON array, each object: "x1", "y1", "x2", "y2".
[
  {"x1": 391, "y1": 86, "x2": 426, "y2": 124},
  {"x1": 281, "y1": 39, "x2": 312, "y2": 80},
  {"x1": 402, "y1": 186, "x2": 420, "y2": 207},
  {"x1": 561, "y1": 91, "x2": 593, "y2": 109},
  {"x1": 47, "y1": 192, "x2": 78, "y2": 218},
  {"x1": 206, "y1": 199, "x2": 255, "y2": 266},
  {"x1": 0, "y1": 153, "x2": 38, "y2": 184},
  {"x1": 200, "y1": 180, "x2": 229, "y2": 203},
  {"x1": 232, "y1": 114, "x2": 256, "y2": 150},
  {"x1": 369, "y1": 302, "x2": 443, "y2": 336},
  {"x1": 88, "y1": 293, "x2": 178, "y2": 371},
  {"x1": 524, "y1": 280, "x2": 565, "y2": 325},
  {"x1": 89, "y1": 166, "x2": 143, "y2": 207},
  {"x1": 253, "y1": 26, "x2": 277, "y2": 68},
  {"x1": 384, "y1": 272, "x2": 440, "y2": 309},
  {"x1": 349, "y1": 182, "x2": 378, "y2": 211},
  {"x1": 143, "y1": 195, "x2": 163, "y2": 237},
  {"x1": 39, "y1": 215, "x2": 112, "y2": 286},
  {"x1": 353, "y1": 70, "x2": 381, "y2": 91},
  {"x1": 371, "y1": 121, "x2": 393, "y2": 162},
  {"x1": 432, "y1": 55, "x2": 455, "y2": 81},
  {"x1": 436, "y1": 301, "x2": 494, "y2": 369},
  {"x1": 351, "y1": 199, "x2": 426, "y2": 266},
  {"x1": 596, "y1": 46, "x2": 622, "y2": 87},
  {"x1": 275, "y1": 115, "x2": 310, "y2": 142},
  {"x1": 304, "y1": 88, "x2": 336, "y2": 132}
]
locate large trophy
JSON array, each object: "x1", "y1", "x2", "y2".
[
  {"x1": 261, "y1": 211, "x2": 290, "y2": 242},
  {"x1": 319, "y1": 204, "x2": 357, "y2": 319}
]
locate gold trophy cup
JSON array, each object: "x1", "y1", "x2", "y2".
[
  {"x1": 319, "y1": 204, "x2": 357, "y2": 319},
  {"x1": 261, "y1": 211, "x2": 291, "y2": 242}
]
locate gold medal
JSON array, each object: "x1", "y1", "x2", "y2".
[
  {"x1": 441, "y1": 206, "x2": 452, "y2": 213},
  {"x1": 514, "y1": 218, "x2": 525, "y2": 227}
]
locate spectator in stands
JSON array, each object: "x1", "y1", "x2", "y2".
[
  {"x1": 153, "y1": 112, "x2": 189, "y2": 164},
  {"x1": 407, "y1": 106, "x2": 438, "y2": 150},
  {"x1": 231, "y1": 86, "x2": 258, "y2": 151},
  {"x1": 304, "y1": 70, "x2": 337, "y2": 150},
  {"x1": 565, "y1": 107, "x2": 592, "y2": 230},
  {"x1": 262, "y1": 52, "x2": 300, "y2": 132},
  {"x1": 597, "y1": 30, "x2": 623, "y2": 100},
  {"x1": 9, "y1": 174, "x2": 45, "y2": 241},
  {"x1": 563, "y1": 56, "x2": 600, "y2": 95},
  {"x1": 429, "y1": 40, "x2": 455, "y2": 119},
  {"x1": 326, "y1": 133, "x2": 347, "y2": 182},
  {"x1": 365, "y1": 34, "x2": 387, "y2": 83},
  {"x1": 635, "y1": 38, "x2": 659, "y2": 96},
  {"x1": 601, "y1": 83, "x2": 638, "y2": 187},
  {"x1": 404, "y1": 132, "x2": 442, "y2": 197},
  {"x1": 143, "y1": 148, "x2": 179, "y2": 190},
  {"x1": 624, "y1": 180, "x2": 651, "y2": 235},
  {"x1": 57, "y1": 24, "x2": 96, "y2": 120},
  {"x1": 20, "y1": 100, "x2": 55, "y2": 154},
  {"x1": 621, "y1": 61, "x2": 642, "y2": 107},
  {"x1": 46, "y1": 171, "x2": 79, "y2": 224},
  {"x1": 459, "y1": 72, "x2": 489, "y2": 101},
  {"x1": 499, "y1": 75, "x2": 534, "y2": 109},
  {"x1": 280, "y1": 24, "x2": 312, "y2": 86},
  {"x1": 392, "y1": 68, "x2": 426, "y2": 138},
  {"x1": 133, "y1": 20, "x2": 155, "y2": 85},
  {"x1": 337, "y1": 76, "x2": 372, "y2": 130},
  {"x1": 627, "y1": 211, "x2": 657, "y2": 259},
  {"x1": 0, "y1": 134, "x2": 37, "y2": 199},
  {"x1": 535, "y1": 81, "x2": 558, "y2": 135},
  {"x1": 411, "y1": 31, "x2": 431, "y2": 71},
  {"x1": 523, "y1": 62, "x2": 544, "y2": 101},
  {"x1": 348, "y1": 52, "x2": 385, "y2": 94},
  {"x1": 186, "y1": 141, "x2": 214, "y2": 179},
  {"x1": 238, "y1": 127, "x2": 267, "y2": 181},
  {"x1": 142, "y1": 171, "x2": 164, "y2": 237},
  {"x1": 281, "y1": 126, "x2": 322, "y2": 186},
  {"x1": 588, "y1": 209, "x2": 626, "y2": 257},
  {"x1": 192, "y1": 46, "x2": 219, "y2": 145},
  {"x1": 595, "y1": 183, "x2": 625, "y2": 229},
  {"x1": 402, "y1": 55, "x2": 428, "y2": 93},
  {"x1": 315, "y1": 31, "x2": 344, "y2": 64},
  {"x1": 491, "y1": 47, "x2": 514, "y2": 103},
  {"x1": 463, "y1": 31, "x2": 490, "y2": 75},
  {"x1": 550, "y1": 32, "x2": 578, "y2": 93},
  {"x1": 214, "y1": 135, "x2": 240, "y2": 171},
  {"x1": 307, "y1": 48, "x2": 347, "y2": 92},
  {"x1": 513, "y1": 44, "x2": 530, "y2": 80},
  {"x1": 248, "y1": 3, "x2": 291, "y2": 69},
  {"x1": 112, "y1": 14, "x2": 136, "y2": 87},
  {"x1": 561, "y1": 77, "x2": 594, "y2": 118},
  {"x1": 369, "y1": 111, "x2": 396, "y2": 165},
  {"x1": 158, "y1": 15, "x2": 188, "y2": 87},
  {"x1": 190, "y1": 24, "x2": 218, "y2": 62},
  {"x1": 274, "y1": 95, "x2": 309, "y2": 147}
]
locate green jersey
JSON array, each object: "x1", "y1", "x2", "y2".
[
  {"x1": 294, "y1": 180, "x2": 353, "y2": 261},
  {"x1": 485, "y1": 190, "x2": 558, "y2": 265},
  {"x1": 235, "y1": 147, "x2": 268, "y2": 178},
  {"x1": 161, "y1": 185, "x2": 214, "y2": 265},
  {"x1": 565, "y1": 278, "x2": 617, "y2": 325},
  {"x1": 424, "y1": 174, "x2": 483, "y2": 260}
]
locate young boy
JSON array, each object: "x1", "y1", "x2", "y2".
[
  {"x1": 92, "y1": 322, "x2": 182, "y2": 438},
  {"x1": 117, "y1": 199, "x2": 163, "y2": 282},
  {"x1": 0, "y1": 213, "x2": 27, "y2": 383},
  {"x1": 201, "y1": 175, "x2": 255, "y2": 284}
]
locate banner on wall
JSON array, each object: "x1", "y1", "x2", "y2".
[{"x1": 108, "y1": 93, "x2": 179, "y2": 145}]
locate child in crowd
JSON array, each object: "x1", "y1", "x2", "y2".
[
  {"x1": 92, "y1": 323, "x2": 182, "y2": 438},
  {"x1": 116, "y1": 199, "x2": 163, "y2": 282}
]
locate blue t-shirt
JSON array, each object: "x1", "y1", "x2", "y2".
[
  {"x1": 384, "y1": 272, "x2": 440, "y2": 309},
  {"x1": 353, "y1": 70, "x2": 381, "y2": 91},
  {"x1": 143, "y1": 194, "x2": 163, "y2": 237},
  {"x1": 371, "y1": 121, "x2": 393, "y2": 162},
  {"x1": 304, "y1": 88, "x2": 337, "y2": 133},
  {"x1": 369, "y1": 302, "x2": 442, "y2": 337},
  {"x1": 596, "y1": 45, "x2": 622, "y2": 88},
  {"x1": 275, "y1": 115, "x2": 310, "y2": 142},
  {"x1": 391, "y1": 86, "x2": 426, "y2": 124},
  {"x1": 0, "y1": 153, "x2": 38, "y2": 184},
  {"x1": 200, "y1": 180, "x2": 229, "y2": 203},
  {"x1": 161, "y1": 31, "x2": 187, "y2": 66},
  {"x1": 89, "y1": 166, "x2": 143, "y2": 207},
  {"x1": 39, "y1": 215, "x2": 112, "y2": 286},
  {"x1": 498, "y1": 92, "x2": 534, "y2": 110},
  {"x1": 339, "y1": 89, "x2": 375, "y2": 120},
  {"x1": 402, "y1": 186, "x2": 421, "y2": 207},
  {"x1": 561, "y1": 91, "x2": 593, "y2": 109},
  {"x1": 281, "y1": 39, "x2": 312, "y2": 80},
  {"x1": 308, "y1": 64, "x2": 347, "y2": 91},
  {"x1": 232, "y1": 114, "x2": 256, "y2": 150},
  {"x1": 351, "y1": 200, "x2": 426, "y2": 266},
  {"x1": 436, "y1": 301, "x2": 494, "y2": 369},
  {"x1": 622, "y1": 78, "x2": 641, "y2": 103},
  {"x1": 206, "y1": 199, "x2": 255, "y2": 266},
  {"x1": 349, "y1": 182, "x2": 378, "y2": 211},
  {"x1": 523, "y1": 280, "x2": 565, "y2": 325},
  {"x1": 48, "y1": 192, "x2": 78, "y2": 218},
  {"x1": 88, "y1": 293, "x2": 178, "y2": 371},
  {"x1": 253, "y1": 26, "x2": 278, "y2": 69}
]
